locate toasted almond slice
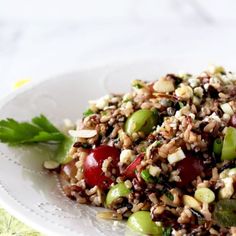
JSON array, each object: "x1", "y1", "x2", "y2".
[
  {"x1": 43, "y1": 160, "x2": 60, "y2": 170},
  {"x1": 69, "y1": 129, "x2": 97, "y2": 138},
  {"x1": 96, "y1": 211, "x2": 123, "y2": 220}
]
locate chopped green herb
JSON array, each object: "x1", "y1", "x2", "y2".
[
  {"x1": 0, "y1": 115, "x2": 65, "y2": 145},
  {"x1": 165, "y1": 191, "x2": 174, "y2": 201},
  {"x1": 141, "y1": 169, "x2": 155, "y2": 183},
  {"x1": 213, "y1": 138, "x2": 223, "y2": 156},
  {"x1": 123, "y1": 98, "x2": 131, "y2": 103},
  {"x1": 133, "y1": 83, "x2": 143, "y2": 89},
  {"x1": 83, "y1": 108, "x2": 94, "y2": 117},
  {"x1": 163, "y1": 227, "x2": 172, "y2": 236}
]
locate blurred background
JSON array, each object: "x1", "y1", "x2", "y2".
[{"x1": 1, "y1": 0, "x2": 236, "y2": 95}]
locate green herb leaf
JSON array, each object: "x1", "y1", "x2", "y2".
[
  {"x1": 0, "y1": 115, "x2": 65, "y2": 145},
  {"x1": 32, "y1": 114, "x2": 61, "y2": 133},
  {"x1": 163, "y1": 227, "x2": 172, "y2": 236},
  {"x1": 83, "y1": 108, "x2": 94, "y2": 117},
  {"x1": 141, "y1": 169, "x2": 155, "y2": 183},
  {"x1": 165, "y1": 191, "x2": 174, "y2": 201}
]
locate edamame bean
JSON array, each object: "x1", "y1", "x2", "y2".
[
  {"x1": 125, "y1": 109, "x2": 158, "y2": 136},
  {"x1": 106, "y1": 182, "x2": 131, "y2": 207},
  {"x1": 213, "y1": 199, "x2": 236, "y2": 227},
  {"x1": 127, "y1": 211, "x2": 162, "y2": 235},
  {"x1": 194, "y1": 187, "x2": 215, "y2": 204}
]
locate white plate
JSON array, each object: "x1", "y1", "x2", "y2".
[{"x1": 0, "y1": 61, "x2": 200, "y2": 236}]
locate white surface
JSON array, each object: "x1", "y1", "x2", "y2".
[
  {"x1": 0, "y1": 61, "x2": 181, "y2": 236},
  {"x1": 1, "y1": 0, "x2": 236, "y2": 100}
]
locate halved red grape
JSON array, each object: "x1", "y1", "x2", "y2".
[
  {"x1": 84, "y1": 145, "x2": 120, "y2": 190},
  {"x1": 176, "y1": 156, "x2": 203, "y2": 187},
  {"x1": 122, "y1": 154, "x2": 144, "y2": 179}
]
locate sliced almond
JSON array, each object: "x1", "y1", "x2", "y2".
[
  {"x1": 69, "y1": 129, "x2": 97, "y2": 138},
  {"x1": 153, "y1": 77, "x2": 175, "y2": 93},
  {"x1": 96, "y1": 211, "x2": 123, "y2": 220},
  {"x1": 43, "y1": 160, "x2": 60, "y2": 170}
]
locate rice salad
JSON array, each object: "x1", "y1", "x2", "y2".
[{"x1": 58, "y1": 66, "x2": 236, "y2": 236}]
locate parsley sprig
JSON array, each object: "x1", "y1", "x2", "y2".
[{"x1": 0, "y1": 114, "x2": 65, "y2": 145}]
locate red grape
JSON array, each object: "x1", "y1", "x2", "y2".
[
  {"x1": 84, "y1": 145, "x2": 120, "y2": 190},
  {"x1": 122, "y1": 154, "x2": 144, "y2": 179},
  {"x1": 176, "y1": 156, "x2": 203, "y2": 187}
]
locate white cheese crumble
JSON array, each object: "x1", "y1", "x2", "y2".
[
  {"x1": 148, "y1": 165, "x2": 161, "y2": 177},
  {"x1": 120, "y1": 149, "x2": 135, "y2": 164},
  {"x1": 220, "y1": 103, "x2": 234, "y2": 115},
  {"x1": 167, "y1": 147, "x2": 186, "y2": 164}
]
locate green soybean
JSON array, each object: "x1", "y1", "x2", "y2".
[
  {"x1": 213, "y1": 199, "x2": 236, "y2": 227},
  {"x1": 221, "y1": 127, "x2": 236, "y2": 160},
  {"x1": 194, "y1": 187, "x2": 215, "y2": 204},
  {"x1": 127, "y1": 211, "x2": 162, "y2": 235},
  {"x1": 125, "y1": 109, "x2": 158, "y2": 136},
  {"x1": 106, "y1": 183, "x2": 131, "y2": 207}
]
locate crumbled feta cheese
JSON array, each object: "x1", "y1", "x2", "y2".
[
  {"x1": 168, "y1": 148, "x2": 186, "y2": 164},
  {"x1": 120, "y1": 149, "x2": 135, "y2": 164},
  {"x1": 219, "y1": 177, "x2": 234, "y2": 199},
  {"x1": 175, "y1": 85, "x2": 193, "y2": 101},
  {"x1": 148, "y1": 165, "x2": 161, "y2": 177},
  {"x1": 220, "y1": 103, "x2": 234, "y2": 115}
]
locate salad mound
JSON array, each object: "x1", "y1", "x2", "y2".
[
  {"x1": 59, "y1": 66, "x2": 236, "y2": 235},
  {"x1": 1, "y1": 65, "x2": 236, "y2": 235}
]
